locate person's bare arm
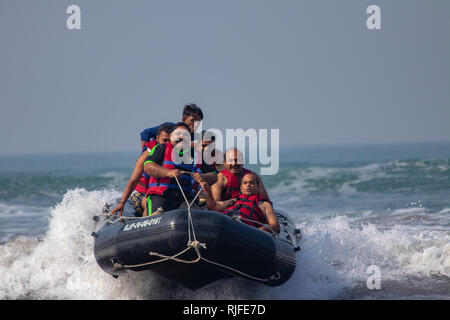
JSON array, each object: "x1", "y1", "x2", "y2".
[
  {"x1": 259, "y1": 202, "x2": 280, "y2": 234},
  {"x1": 256, "y1": 174, "x2": 271, "y2": 202},
  {"x1": 211, "y1": 172, "x2": 226, "y2": 201},
  {"x1": 111, "y1": 151, "x2": 148, "y2": 216},
  {"x1": 144, "y1": 161, "x2": 181, "y2": 179},
  {"x1": 201, "y1": 182, "x2": 232, "y2": 212},
  {"x1": 201, "y1": 172, "x2": 217, "y2": 185}
]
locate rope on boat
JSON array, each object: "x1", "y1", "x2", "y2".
[
  {"x1": 115, "y1": 176, "x2": 282, "y2": 283},
  {"x1": 100, "y1": 205, "x2": 164, "y2": 225}
]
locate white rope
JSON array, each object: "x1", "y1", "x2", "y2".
[
  {"x1": 116, "y1": 240, "x2": 279, "y2": 282},
  {"x1": 174, "y1": 175, "x2": 204, "y2": 244},
  {"x1": 116, "y1": 175, "x2": 282, "y2": 283},
  {"x1": 107, "y1": 208, "x2": 164, "y2": 225},
  {"x1": 232, "y1": 216, "x2": 278, "y2": 236},
  {"x1": 108, "y1": 216, "x2": 139, "y2": 224},
  {"x1": 115, "y1": 240, "x2": 206, "y2": 268},
  {"x1": 174, "y1": 175, "x2": 191, "y2": 208},
  {"x1": 199, "y1": 257, "x2": 281, "y2": 282}
]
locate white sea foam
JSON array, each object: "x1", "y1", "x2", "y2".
[
  {"x1": 0, "y1": 189, "x2": 448, "y2": 299},
  {"x1": 0, "y1": 188, "x2": 267, "y2": 299},
  {"x1": 261, "y1": 216, "x2": 450, "y2": 299}
]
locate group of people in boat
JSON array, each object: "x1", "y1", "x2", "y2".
[{"x1": 111, "y1": 104, "x2": 280, "y2": 234}]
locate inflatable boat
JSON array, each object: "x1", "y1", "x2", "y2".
[{"x1": 92, "y1": 201, "x2": 301, "y2": 290}]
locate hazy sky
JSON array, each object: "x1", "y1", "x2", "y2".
[{"x1": 1, "y1": 0, "x2": 449, "y2": 155}]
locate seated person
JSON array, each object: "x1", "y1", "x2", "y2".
[
  {"x1": 143, "y1": 122, "x2": 217, "y2": 215},
  {"x1": 111, "y1": 123, "x2": 174, "y2": 216},
  {"x1": 212, "y1": 148, "x2": 271, "y2": 201},
  {"x1": 196, "y1": 131, "x2": 224, "y2": 206},
  {"x1": 140, "y1": 103, "x2": 203, "y2": 149},
  {"x1": 201, "y1": 172, "x2": 280, "y2": 234}
]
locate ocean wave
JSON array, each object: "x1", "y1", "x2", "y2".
[
  {"x1": 0, "y1": 189, "x2": 448, "y2": 299},
  {"x1": 265, "y1": 159, "x2": 450, "y2": 197},
  {"x1": 0, "y1": 173, "x2": 128, "y2": 205},
  {"x1": 265, "y1": 216, "x2": 450, "y2": 299},
  {"x1": 98, "y1": 171, "x2": 128, "y2": 183},
  {"x1": 0, "y1": 203, "x2": 49, "y2": 217},
  {"x1": 0, "y1": 203, "x2": 51, "y2": 244}
]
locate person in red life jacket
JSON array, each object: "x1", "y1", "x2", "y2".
[
  {"x1": 143, "y1": 122, "x2": 217, "y2": 216},
  {"x1": 111, "y1": 123, "x2": 175, "y2": 216},
  {"x1": 211, "y1": 148, "x2": 271, "y2": 202},
  {"x1": 139, "y1": 104, "x2": 203, "y2": 150},
  {"x1": 201, "y1": 172, "x2": 280, "y2": 234}
]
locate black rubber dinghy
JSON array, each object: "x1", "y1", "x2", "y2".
[{"x1": 92, "y1": 201, "x2": 301, "y2": 290}]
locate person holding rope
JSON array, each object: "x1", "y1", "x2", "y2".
[
  {"x1": 201, "y1": 172, "x2": 280, "y2": 234},
  {"x1": 211, "y1": 148, "x2": 271, "y2": 202},
  {"x1": 111, "y1": 122, "x2": 175, "y2": 217},
  {"x1": 143, "y1": 122, "x2": 217, "y2": 216}
]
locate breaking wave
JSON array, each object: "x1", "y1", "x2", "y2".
[{"x1": 1, "y1": 189, "x2": 448, "y2": 299}]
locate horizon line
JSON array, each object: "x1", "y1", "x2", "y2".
[{"x1": 1, "y1": 139, "x2": 450, "y2": 158}]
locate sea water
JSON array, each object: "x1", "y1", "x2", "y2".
[{"x1": 0, "y1": 142, "x2": 449, "y2": 299}]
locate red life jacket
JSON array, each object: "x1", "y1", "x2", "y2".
[
  {"x1": 221, "y1": 168, "x2": 253, "y2": 200},
  {"x1": 134, "y1": 140, "x2": 157, "y2": 193},
  {"x1": 223, "y1": 193, "x2": 267, "y2": 228},
  {"x1": 146, "y1": 142, "x2": 202, "y2": 197}
]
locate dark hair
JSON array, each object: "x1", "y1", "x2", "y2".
[
  {"x1": 157, "y1": 122, "x2": 175, "y2": 135},
  {"x1": 175, "y1": 122, "x2": 190, "y2": 131},
  {"x1": 201, "y1": 130, "x2": 215, "y2": 142},
  {"x1": 183, "y1": 103, "x2": 203, "y2": 120}
]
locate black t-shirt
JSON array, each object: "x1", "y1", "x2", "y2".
[{"x1": 145, "y1": 143, "x2": 216, "y2": 194}]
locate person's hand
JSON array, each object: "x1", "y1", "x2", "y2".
[
  {"x1": 111, "y1": 202, "x2": 125, "y2": 216},
  {"x1": 192, "y1": 172, "x2": 203, "y2": 184},
  {"x1": 199, "y1": 181, "x2": 211, "y2": 194},
  {"x1": 259, "y1": 225, "x2": 276, "y2": 234},
  {"x1": 168, "y1": 169, "x2": 182, "y2": 178}
]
